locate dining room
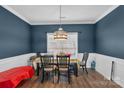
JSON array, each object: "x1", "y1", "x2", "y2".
[{"x1": 0, "y1": 5, "x2": 124, "y2": 88}]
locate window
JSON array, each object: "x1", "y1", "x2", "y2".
[{"x1": 47, "y1": 32, "x2": 78, "y2": 59}]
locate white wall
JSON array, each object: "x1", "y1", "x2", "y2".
[
  {"x1": 95, "y1": 53, "x2": 124, "y2": 87},
  {"x1": 0, "y1": 53, "x2": 94, "y2": 72},
  {"x1": 0, "y1": 53, "x2": 34, "y2": 72}
]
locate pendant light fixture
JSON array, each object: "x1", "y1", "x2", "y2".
[{"x1": 53, "y1": 5, "x2": 68, "y2": 40}]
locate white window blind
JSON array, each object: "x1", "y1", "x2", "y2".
[{"x1": 47, "y1": 32, "x2": 78, "y2": 59}]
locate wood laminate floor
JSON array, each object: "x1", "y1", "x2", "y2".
[{"x1": 17, "y1": 69, "x2": 121, "y2": 88}]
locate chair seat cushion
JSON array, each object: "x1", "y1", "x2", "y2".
[
  {"x1": 59, "y1": 68, "x2": 68, "y2": 71},
  {"x1": 79, "y1": 61, "x2": 85, "y2": 66},
  {"x1": 44, "y1": 68, "x2": 53, "y2": 71}
]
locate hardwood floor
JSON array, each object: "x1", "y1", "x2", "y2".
[{"x1": 17, "y1": 69, "x2": 121, "y2": 88}]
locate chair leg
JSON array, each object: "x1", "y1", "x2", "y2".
[
  {"x1": 82, "y1": 66, "x2": 84, "y2": 72},
  {"x1": 41, "y1": 69, "x2": 44, "y2": 83},
  {"x1": 55, "y1": 68, "x2": 57, "y2": 75},
  {"x1": 68, "y1": 70, "x2": 70, "y2": 84},
  {"x1": 52, "y1": 70, "x2": 54, "y2": 83},
  {"x1": 57, "y1": 71, "x2": 60, "y2": 83},
  {"x1": 85, "y1": 66, "x2": 88, "y2": 74},
  {"x1": 41, "y1": 74, "x2": 44, "y2": 83}
]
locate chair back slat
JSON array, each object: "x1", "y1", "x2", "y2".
[
  {"x1": 57, "y1": 55, "x2": 70, "y2": 68},
  {"x1": 82, "y1": 52, "x2": 89, "y2": 65},
  {"x1": 41, "y1": 55, "x2": 54, "y2": 68}
]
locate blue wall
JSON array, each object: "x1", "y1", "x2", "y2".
[
  {"x1": 2, "y1": 5, "x2": 124, "y2": 59},
  {"x1": 96, "y1": 6, "x2": 124, "y2": 58},
  {"x1": 31, "y1": 24, "x2": 95, "y2": 53},
  {"x1": 0, "y1": 6, "x2": 31, "y2": 59}
]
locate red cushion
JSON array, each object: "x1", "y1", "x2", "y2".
[{"x1": 0, "y1": 66, "x2": 34, "y2": 88}]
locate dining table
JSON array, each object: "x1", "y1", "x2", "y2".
[{"x1": 30, "y1": 56, "x2": 79, "y2": 77}]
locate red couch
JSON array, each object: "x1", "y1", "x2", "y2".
[{"x1": 0, "y1": 66, "x2": 34, "y2": 88}]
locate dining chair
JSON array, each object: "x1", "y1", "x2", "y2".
[
  {"x1": 40, "y1": 55, "x2": 54, "y2": 83},
  {"x1": 79, "y1": 52, "x2": 89, "y2": 74},
  {"x1": 56, "y1": 55, "x2": 71, "y2": 83},
  {"x1": 36, "y1": 52, "x2": 41, "y2": 57},
  {"x1": 29, "y1": 53, "x2": 41, "y2": 76}
]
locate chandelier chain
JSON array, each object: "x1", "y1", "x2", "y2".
[{"x1": 60, "y1": 5, "x2": 62, "y2": 28}]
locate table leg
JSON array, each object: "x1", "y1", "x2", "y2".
[
  {"x1": 74, "y1": 63, "x2": 78, "y2": 77},
  {"x1": 36, "y1": 63, "x2": 39, "y2": 76}
]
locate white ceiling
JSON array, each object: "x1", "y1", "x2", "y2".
[{"x1": 2, "y1": 5, "x2": 119, "y2": 25}]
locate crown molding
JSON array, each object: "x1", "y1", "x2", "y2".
[
  {"x1": 30, "y1": 20, "x2": 95, "y2": 25},
  {"x1": 95, "y1": 5, "x2": 119, "y2": 23},
  {"x1": 1, "y1": 5, "x2": 119, "y2": 25},
  {"x1": 1, "y1": 5, "x2": 31, "y2": 25}
]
